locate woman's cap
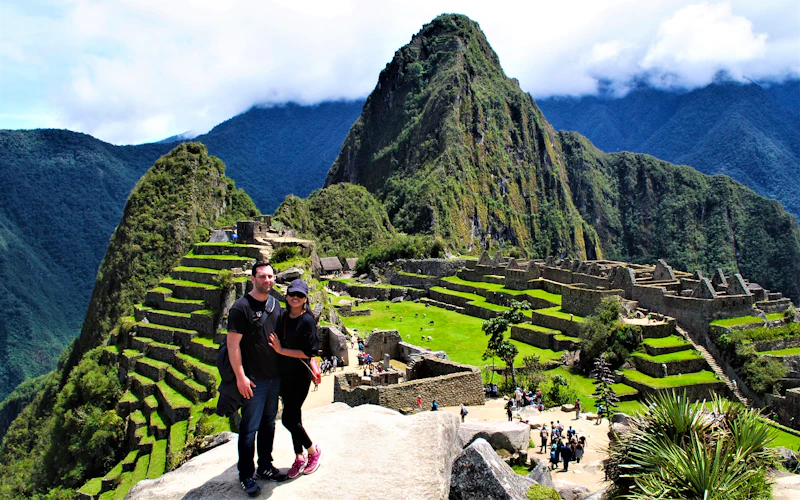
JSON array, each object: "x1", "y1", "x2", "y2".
[{"x1": 287, "y1": 279, "x2": 309, "y2": 296}]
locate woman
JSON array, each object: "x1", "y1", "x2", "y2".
[{"x1": 268, "y1": 279, "x2": 322, "y2": 479}]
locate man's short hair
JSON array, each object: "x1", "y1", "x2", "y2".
[{"x1": 251, "y1": 261, "x2": 273, "y2": 278}]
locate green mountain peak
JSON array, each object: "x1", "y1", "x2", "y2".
[{"x1": 326, "y1": 14, "x2": 602, "y2": 259}]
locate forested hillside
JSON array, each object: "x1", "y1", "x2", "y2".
[
  {"x1": 537, "y1": 80, "x2": 800, "y2": 218},
  {"x1": 0, "y1": 101, "x2": 360, "y2": 400},
  {"x1": 323, "y1": 14, "x2": 800, "y2": 302},
  {"x1": 0, "y1": 142, "x2": 255, "y2": 497}
]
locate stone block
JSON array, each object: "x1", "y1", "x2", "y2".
[
  {"x1": 458, "y1": 421, "x2": 530, "y2": 454},
  {"x1": 450, "y1": 438, "x2": 536, "y2": 500}
]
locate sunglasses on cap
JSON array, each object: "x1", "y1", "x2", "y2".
[{"x1": 287, "y1": 292, "x2": 306, "y2": 298}]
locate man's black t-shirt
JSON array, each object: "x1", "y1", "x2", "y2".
[
  {"x1": 277, "y1": 312, "x2": 319, "y2": 380},
  {"x1": 227, "y1": 294, "x2": 282, "y2": 381}
]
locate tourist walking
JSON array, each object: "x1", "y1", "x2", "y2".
[
  {"x1": 505, "y1": 399, "x2": 514, "y2": 421},
  {"x1": 574, "y1": 439, "x2": 584, "y2": 464},
  {"x1": 539, "y1": 425, "x2": 549, "y2": 453},
  {"x1": 226, "y1": 262, "x2": 286, "y2": 496},
  {"x1": 550, "y1": 441, "x2": 561, "y2": 470},
  {"x1": 561, "y1": 441, "x2": 573, "y2": 471},
  {"x1": 460, "y1": 404, "x2": 468, "y2": 422},
  {"x1": 575, "y1": 398, "x2": 581, "y2": 419},
  {"x1": 268, "y1": 279, "x2": 323, "y2": 480}
]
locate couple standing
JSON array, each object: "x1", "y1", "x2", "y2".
[{"x1": 227, "y1": 261, "x2": 322, "y2": 496}]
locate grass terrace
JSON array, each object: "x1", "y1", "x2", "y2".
[
  {"x1": 429, "y1": 286, "x2": 511, "y2": 312},
  {"x1": 642, "y1": 335, "x2": 692, "y2": 349},
  {"x1": 441, "y1": 276, "x2": 563, "y2": 305},
  {"x1": 758, "y1": 347, "x2": 800, "y2": 357},
  {"x1": 710, "y1": 313, "x2": 784, "y2": 327},
  {"x1": 342, "y1": 300, "x2": 555, "y2": 366},
  {"x1": 632, "y1": 350, "x2": 703, "y2": 363},
  {"x1": 620, "y1": 369, "x2": 720, "y2": 388},
  {"x1": 535, "y1": 306, "x2": 585, "y2": 323},
  {"x1": 185, "y1": 250, "x2": 253, "y2": 261}
]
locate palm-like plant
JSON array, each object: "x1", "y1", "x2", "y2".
[{"x1": 607, "y1": 390, "x2": 778, "y2": 499}]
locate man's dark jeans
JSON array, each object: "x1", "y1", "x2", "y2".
[{"x1": 238, "y1": 377, "x2": 281, "y2": 480}]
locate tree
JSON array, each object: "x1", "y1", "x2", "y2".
[
  {"x1": 591, "y1": 355, "x2": 619, "y2": 421},
  {"x1": 522, "y1": 354, "x2": 546, "y2": 392},
  {"x1": 579, "y1": 296, "x2": 642, "y2": 371},
  {"x1": 482, "y1": 301, "x2": 531, "y2": 389},
  {"x1": 607, "y1": 391, "x2": 778, "y2": 499}
]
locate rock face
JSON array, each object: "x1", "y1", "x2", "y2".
[
  {"x1": 552, "y1": 479, "x2": 591, "y2": 500},
  {"x1": 526, "y1": 462, "x2": 554, "y2": 488},
  {"x1": 458, "y1": 421, "x2": 531, "y2": 454},
  {"x1": 449, "y1": 438, "x2": 536, "y2": 500},
  {"x1": 127, "y1": 403, "x2": 460, "y2": 499}
]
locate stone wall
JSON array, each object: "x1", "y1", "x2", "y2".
[
  {"x1": 336, "y1": 304, "x2": 372, "y2": 317},
  {"x1": 541, "y1": 267, "x2": 574, "y2": 284},
  {"x1": 767, "y1": 388, "x2": 800, "y2": 430},
  {"x1": 561, "y1": 286, "x2": 623, "y2": 317},
  {"x1": 621, "y1": 375, "x2": 728, "y2": 401},
  {"x1": 752, "y1": 337, "x2": 800, "y2": 353},
  {"x1": 333, "y1": 357, "x2": 484, "y2": 411},
  {"x1": 327, "y1": 280, "x2": 425, "y2": 301},
  {"x1": 636, "y1": 318, "x2": 676, "y2": 339},
  {"x1": 363, "y1": 330, "x2": 401, "y2": 361},
  {"x1": 318, "y1": 325, "x2": 350, "y2": 365},
  {"x1": 389, "y1": 272, "x2": 440, "y2": 290},
  {"x1": 631, "y1": 355, "x2": 708, "y2": 377},
  {"x1": 463, "y1": 303, "x2": 503, "y2": 320},
  {"x1": 407, "y1": 356, "x2": 475, "y2": 379},
  {"x1": 529, "y1": 311, "x2": 582, "y2": 337},
  {"x1": 398, "y1": 341, "x2": 448, "y2": 362},
  {"x1": 568, "y1": 273, "x2": 609, "y2": 290},
  {"x1": 510, "y1": 325, "x2": 580, "y2": 352},
  {"x1": 398, "y1": 258, "x2": 468, "y2": 277}
]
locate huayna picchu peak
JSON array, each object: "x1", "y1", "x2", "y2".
[{"x1": 325, "y1": 13, "x2": 800, "y2": 303}]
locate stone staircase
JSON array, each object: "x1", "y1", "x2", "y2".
[
  {"x1": 77, "y1": 240, "x2": 272, "y2": 500},
  {"x1": 677, "y1": 325, "x2": 750, "y2": 406}
]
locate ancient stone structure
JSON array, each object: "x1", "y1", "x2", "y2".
[{"x1": 333, "y1": 356, "x2": 484, "y2": 411}]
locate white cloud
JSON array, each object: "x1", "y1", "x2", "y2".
[{"x1": 0, "y1": 0, "x2": 797, "y2": 144}]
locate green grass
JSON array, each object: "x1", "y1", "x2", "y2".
[
  {"x1": 176, "y1": 352, "x2": 221, "y2": 386},
  {"x1": 341, "y1": 300, "x2": 550, "y2": 367},
  {"x1": 620, "y1": 369, "x2": 720, "y2": 388},
  {"x1": 165, "y1": 297, "x2": 205, "y2": 305},
  {"x1": 191, "y1": 336, "x2": 218, "y2": 348},
  {"x1": 144, "y1": 394, "x2": 159, "y2": 412},
  {"x1": 147, "y1": 440, "x2": 167, "y2": 479},
  {"x1": 150, "y1": 411, "x2": 167, "y2": 434},
  {"x1": 532, "y1": 366, "x2": 639, "y2": 413},
  {"x1": 513, "y1": 323, "x2": 561, "y2": 335},
  {"x1": 138, "y1": 321, "x2": 198, "y2": 334},
  {"x1": 172, "y1": 265, "x2": 220, "y2": 274},
  {"x1": 758, "y1": 347, "x2": 800, "y2": 357},
  {"x1": 632, "y1": 350, "x2": 703, "y2": 363},
  {"x1": 611, "y1": 383, "x2": 639, "y2": 397},
  {"x1": 169, "y1": 420, "x2": 189, "y2": 469},
  {"x1": 156, "y1": 380, "x2": 193, "y2": 408},
  {"x1": 642, "y1": 335, "x2": 692, "y2": 349},
  {"x1": 77, "y1": 477, "x2": 103, "y2": 496},
  {"x1": 441, "y1": 276, "x2": 562, "y2": 305},
  {"x1": 709, "y1": 313, "x2": 783, "y2": 327},
  {"x1": 160, "y1": 277, "x2": 218, "y2": 290},
  {"x1": 130, "y1": 410, "x2": 147, "y2": 426},
  {"x1": 149, "y1": 286, "x2": 173, "y2": 294},
  {"x1": 185, "y1": 251, "x2": 253, "y2": 261},
  {"x1": 104, "y1": 344, "x2": 121, "y2": 355},
  {"x1": 115, "y1": 454, "x2": 150, "y2": 500},
  {"x1": 535, "y1": 306, "x2": 584, "y2": 323},
  {"x1": 121, "y1": 450, "x2": 138, "y2": 469},
  {"x1": 119, "y1": 391, "x2": 139, "y2": 404},
  {"x1": 765, "y1": 422, "x2": 800, "y2": 450},
  {"x1": 399, "y1": 271, "x2": 435, "y2": 278},
  {"x1": 148, "y1": 308, "x2": 192, "y2": 318},
  {"x1": 430, "y1": 286, "x2": 511, "y2": 312}
]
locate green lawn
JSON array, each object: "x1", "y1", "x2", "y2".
[
  {"x1": 632, "y1": 350, "x2": 703, "y2": 363},
  {"x1": 620, "y1": 369, "x2": 720, "y2": 388},
  {"x1": 535, "y1": 306, "x2": 585, "y2": 323},
  {"x1": 440, "y1": 276, "x2": 562, "y2": 305},
  {"x1": 534, "y1": 367, "x2": 637, "y2": 413},
  {"x1": 710, "y1": 313, "x2": 783, "y2": 327},
  {"x1": 758, "y1": 347, "x2": 800, "y2": 357},
  {"x1": 341, "y1": 301, "x2": 559, "y2": 366},
  {"x1": 429, "y1": 286, "x2": 511, "y2": 312},
  {"x1": 642, "y1": 335, "x2": 692, "y2": 349}
]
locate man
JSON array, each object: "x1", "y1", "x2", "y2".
[
  {"x1": 575, "y1": 398, "x2": 581, "y2": 420},
  {"x1": 539, "y1": 425, "x2": 549, "y2": 453},
  {"x1": 227, "y1": 262, "x2": 286, "y2": 496}
]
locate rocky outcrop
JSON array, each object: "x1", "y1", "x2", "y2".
[
  {"x1": 526, "y1": 462, "x2": 554, "y2": 488},
  {"x1": 552, "y1": 479, "x2": 591, "y2": 500},
  {"x1": 449, "y1": 438, "x2": 536, "y2": 500},
  {"x1": 127, "y1": 403, "x2": 460, "y2": 499},
  {"x1": 458, "y1": 421, "x2": 531, "y2": 454}
]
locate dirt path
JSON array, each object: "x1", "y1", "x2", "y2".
[{"x1": 299, "y1": 345, "x2": 611, "y2": 491}]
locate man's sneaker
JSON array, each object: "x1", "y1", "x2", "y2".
[
  {"x1": 287, "y1": 455, "x2": 307, "y2": 479},
  {"x1": 304, "y1": 446, "x2": 323, "y2": 475},
  {"x1": 256, "y1": 464, "x2": 287, "y2": 482},
  {"x1": 239, "y1": 476, "x2": 261, "y2": 497}
]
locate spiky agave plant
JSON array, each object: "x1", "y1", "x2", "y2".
[{"x1": 607, "y1": 390, "x2": 778, "y2": 499}]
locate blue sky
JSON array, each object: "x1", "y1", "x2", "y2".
[{"x1": 1, "y1": 0, "x2": 798, "y2": 145}]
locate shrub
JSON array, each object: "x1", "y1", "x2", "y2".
[
  {"x1": 579, "y1": 296, "x2": 642, "y2": 370},
  {"x1": 741, "y1": 357, "x2": 788, "y2": 394},
  {"x1": 271, "y1": 245, "x2": 299, "y2": 263},
  {"x1": 543, "y1": 374, "x2": 577, "y2": 407},
  {"x1": 527, "y1": 484, "x2": 560, "y2": 500},
  {"x1": 355, "y1": 234, "x2": 439, "y2": 274}
]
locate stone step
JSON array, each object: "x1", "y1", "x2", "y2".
[
  {"x1": 192, "y1": 242, "x2": 269, "y2": 259},
  {"x1": 129, "y1": 371, "x2": 157, "y2": 400},
  {"x1": 154, "y1": 380, "x2": 193, "y2": 425},
  {"x1": 116, "y1": 391, "x2": 142, "y2": 419},
  {"x1": 180, "y1": 254, "x2": 254, "y2": 271},
  {"x1": 170, "y1": 266, "x2": 224, "y2": 286},
  {"x1": 186, "y1": 336, "x2": 220, "y2": 365},
  {"x1": 148, "y1": 411, "x2": 169, "y2": 441},
  {"x1": 142, "y1": 308, "x2": 217, "y2": 337},
  {"x1": 134, "y1": 357, "x2": 170, "y2": 382},
  {"x1": 163, "y1": 297, "x2": 208, "y2": 314},
  {"x1": 642, "y1": 336, "x2": 693, "y2": 356},
  {"x1": 174, "y1": 353, "x2": 220, "y2": 390},
  {"x1": 165, "y1": 364, "x2": 210, "y2": 404},
  {"x1": 159, "y1": 278, "x2": 221, "y2": 303},
  {"x1": 134, "y1": 322, "x2": 199, "y2": 348}
]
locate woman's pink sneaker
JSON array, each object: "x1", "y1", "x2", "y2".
[
  {"x1": 287, "y1": 455, "x2": 307, "y2": 479},
  {"x1": 304, "y1": 446, "x2": 323, "y2": 474}
]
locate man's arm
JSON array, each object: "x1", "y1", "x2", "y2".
[{"x1": 227, "y1": 331, "x2": 255, "y2": 399}]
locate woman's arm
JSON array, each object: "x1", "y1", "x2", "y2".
[{"x1": 268, "y1": 333, "x2": 310, "y2": 359}]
